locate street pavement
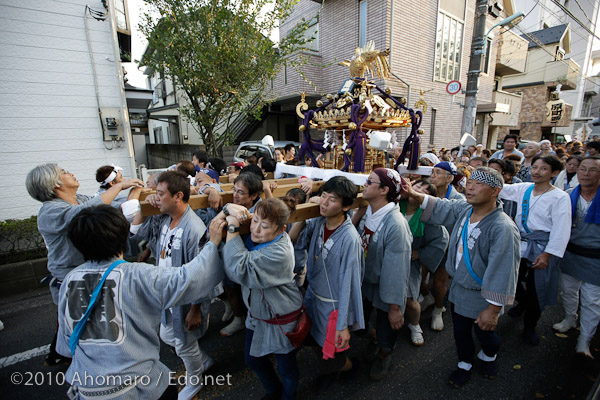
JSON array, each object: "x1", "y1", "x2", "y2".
[{"x1": 1, "y1": 287, "x2": 599, "y2": 400}]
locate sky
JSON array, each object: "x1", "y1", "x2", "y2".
[
  {"x1": 123, "y1": 0, "x2": 148, "y2": 88},
  {"x1": 123, "y1": 0, "x2": 280, "y2": 89}
]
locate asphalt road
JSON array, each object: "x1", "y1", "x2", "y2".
[{"x1": 1, "y1": 287, "x2": 599, "y2": 400}]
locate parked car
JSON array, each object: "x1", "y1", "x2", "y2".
[{"x1": 233, "y1": 140, "x2": 301, "y2": 163}]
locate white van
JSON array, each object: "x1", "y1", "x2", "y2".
[{"x1": 233, "y1": 140, "x2": 301, "y2": 163}]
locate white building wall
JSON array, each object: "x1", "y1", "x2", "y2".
[{"x1": 0, "y1": 0, "x2": 135, "y2": 220}]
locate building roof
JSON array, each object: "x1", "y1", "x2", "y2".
[
  {"x1": 124, "y1": 82, "x2": 153, "y2": 93},
  {"x1": 521, "y1": 24, "x2": 569, "y2": 49}
]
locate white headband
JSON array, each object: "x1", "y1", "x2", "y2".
[{"x1": 101, "y1": 165, "x2": 123, "y2": 186}]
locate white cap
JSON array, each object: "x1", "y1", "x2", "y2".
[{"x1": 262, "y1": 135, "x2": 274, "y2": 147}]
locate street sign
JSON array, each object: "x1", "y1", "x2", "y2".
[{"x1": 446, "y1": 80, "x2": 461, "y2": 95}]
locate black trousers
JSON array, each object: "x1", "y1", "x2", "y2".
[
  {"x1": 515, "y1": 259, "x2": 542, "y2": 329},
  {"x1": 451, "y1": 305, "x2": 499, "y2": 364}
]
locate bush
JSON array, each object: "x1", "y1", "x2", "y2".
[{"x1": 0, "y1": 216, "x2": 47, "y2": 264}]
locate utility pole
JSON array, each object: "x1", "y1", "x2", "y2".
[{"x1": 460, "y1": 0, "x2": 489, "y2": 137}]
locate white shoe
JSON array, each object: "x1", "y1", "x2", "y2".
[
  {"x1": 178, "y1": 379, "x2": 203, "y2": 400},
  {"x1": 408, "y1": 324, "x2": 424, "y2": 346},
  {"x1": 419, "y1": 293, "x2": 435, "y2": 311},
  {"x1": 219, "y1": 316, "x2": 245, "y2": 337},
  {"x1": 431, "y1": 307, "x2": 444, "y2": 331},
  {"x1": 221, "y1": 300, "x2": 233, "y2": 322},
  {"x1": 0, "y1": 320, "x2": 4, "y2": 331},
  {"x1": 576, "y1": 336, "x2": 593, "y2": 359},
  {"x1": 201, "y1": 356, "x2": 214, "y2": 374},
  {"x1": 553, "y1": 315, "x2": 577, "y2": 333}
]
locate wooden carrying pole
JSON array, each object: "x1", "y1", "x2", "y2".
[{"x1": 140, "y1": 180, "x2": 328, "y2": 217}]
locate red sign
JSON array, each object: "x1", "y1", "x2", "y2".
[{"x1": 446, "y1": 80, "x2": 461, "y2": 95}]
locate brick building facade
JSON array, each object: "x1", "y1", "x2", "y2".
[{"x1": 259, "y1": 0, "x2": 521, "y2": 151}]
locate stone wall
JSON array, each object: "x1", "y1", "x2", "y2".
[{"x1": 510, "y1": 85, "x2": 574, "y2": 141}]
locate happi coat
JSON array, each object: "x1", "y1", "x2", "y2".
[
  {"x1": 133, "y1": 206, "x2": 222, "y2": 343},
  {"x1": 297, "y1": 216, "x2": 365, "y2": 347},
  {"x1": 223, "y1": 233, "x2": 302, "y2": 357},
  {"x1": 421, "y1": 197, "x2": 521, "y2": 319},
  {"x1": 56, "y1": 245, "x2": 223, "y2": 399}
]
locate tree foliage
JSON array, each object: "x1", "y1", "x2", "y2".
[{"x1": 139, "y1": 0, "x2": 313, "y2": 155}]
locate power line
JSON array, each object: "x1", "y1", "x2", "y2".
[
  {"x1": 536, "y1": 0, "x2": 598, "y2": 48},
  {"x1": 549, "y1": 0, "x2": 600, "y2": 41},
  {"x1": 513, "y1": 24, "x2": 600, "y2": 89}
]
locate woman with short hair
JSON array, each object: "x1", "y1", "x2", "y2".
[{"x1": 216, "y1": 198, "x2": 303, "y2": 400}]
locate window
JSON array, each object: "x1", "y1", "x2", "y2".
[
  {"x1": 483, "y1": 38, "x2": 493, "y2": 75},
  {"x1": 304, "y1": 16, "x2": 319, "y2": 52},
  {"x1": 582, "y1": 93, "x2": 593, "y2": 117},
  {"x1": 434, "y1": 11, "x2": 464, "y2": 82},
  {"x1": 290, "y1": 16, "x2": 319, "y2": 52},
  {"x1": 114, "y1": 0, "x2": 129, "y2": 33},
  {"x1": 429, "y1": 108, "x2": 437, "y2": 145},
  {"x1": 359, "y1": 0, "x2": 367, "y2": 48}
]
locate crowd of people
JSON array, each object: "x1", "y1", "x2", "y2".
[{"x1": 23, "y1": 134, "x2": 600, "y2": 399}]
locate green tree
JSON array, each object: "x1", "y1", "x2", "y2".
[{"x1": 139, "y1": 0, "x2": 313, "y2": 155}]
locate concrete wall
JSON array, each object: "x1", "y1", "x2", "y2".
[
  {"x1": 0, "y1": 258, "x2": 49, "y2": 298},
  {"x1": 0, "y1": 0, "x2": 136, "y2": 220}
]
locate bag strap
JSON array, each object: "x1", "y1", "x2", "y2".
[
  {"x1": 461, "y1": 209, "x2": 483, "y2": 286},
  {"x1": 319, "y1": 224, "x2": 337, "y2": 313},
  {"x1": 260, "y1": 289, "x2": 288, "y2": 337},
  {"x1": 521, "y1": 184, "x2": 535, "y2": 234},
  {"x1": 69, "y1": 260, "x2": 127, "y2": 355}
]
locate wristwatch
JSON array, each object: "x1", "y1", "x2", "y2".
[
  {"x1": 227, "y1": 224, "x2": 240, "y2": 233},
  {"x1": 222, "y1": 203, "x2": 230, "y2": 216}
]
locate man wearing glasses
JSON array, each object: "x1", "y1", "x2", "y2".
[
  {"x1": 25, "y1": 164, "x2": 144, "y2": 367},
  {"x1": 219, "y1": 172, "x2": 265, "y2": 337},
  {"x1": 420, "y1": 161, "x2": 463, "y2": 332},
  {"x1": 352, "y1": 169, "x2": 412, "y2": 380}
]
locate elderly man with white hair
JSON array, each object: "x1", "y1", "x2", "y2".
[
  {"x1": 516, "y1": 141, "x2": 541, "y2": 182},
  {"x1": 26, "y1": 163, "x2": 144, "y2": 366},
  {"x1": 539, "y1": 140, "x2": 555, "y2": 157}
]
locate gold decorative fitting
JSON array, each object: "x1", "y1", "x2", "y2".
[
  {"x1": 385, "y1": 88, "x2": 392, "y2": 94},
  {"x1": 400, "y1": 97, "x2": 407, "y2": 105},
  {"x1": 414, "y1": 88, "x2": 430, "y2": 114},
  {"x1": 345, "y1": 148, "x2": 353, "y2": 155},
  {"x1": 316, "y1": 100, "x2": 324, "y2": 108},
  {"x1": 296, "y1": 91, "x2": 309, "y2": 119},
  {"x1": 417, "y1": 129, "x2": 425, "y2": 135},
  {"x1": 338, "y1": 41, "x2": 391, "y2": 79},
  {"x1": 326, "y1": 94, "x2": 333, "y2": 100},
  {"x1": 348, "y1": 122, "x2": 357, "y2": 130},
  {"x1": 299, "y1": 125, "x2": 306, "y2": 131}
]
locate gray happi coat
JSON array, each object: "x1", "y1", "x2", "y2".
[
  {"x1": 297, "y1": 216, "x2": 365, "y2": 347},
  {"x1": 223, "y1": 233, "x2": 302, "y2": 357},
  {"x1": 37, "y1": 194, "x2": 104, "y2": 303},
  {"x1": 560, "y1": 189, "x2": 600, "y2": 286},
  {"x1": 361, "y1": 205, "x2": 412, "y2": 312},
  {"x1": 133, "y1": 206, "x2": 222, "y2": 343},
  {"x1": 422, "y1": 197, "x2": 521, "y2": 319},
  {"x1": 407, "y1": 223, "x2": 449, "y2": 300},
  {"x1": 56, "y1": 244, "x2": 223, "y2": 399}
]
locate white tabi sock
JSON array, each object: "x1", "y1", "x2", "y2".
[
  {"x1": 477, "y1": 349, "x2": 497, "y2": 362},
  {"x1": 457, "y1": 361, "x2": 472, "y2": 371}
]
